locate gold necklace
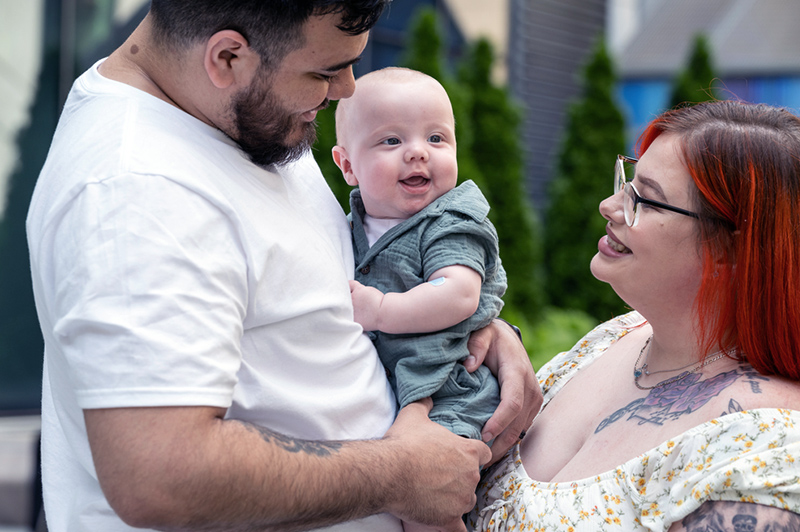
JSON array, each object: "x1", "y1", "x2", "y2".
[{"x1": 633, "y1": 335, "x2": 730, "y2": 390}]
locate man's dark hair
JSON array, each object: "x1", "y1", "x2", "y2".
[{"x1": 149, "y1": 0, "x2": 389, "y2": 68}]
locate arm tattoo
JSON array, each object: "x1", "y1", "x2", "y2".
[
  {"x1": 680, "y1": 500, "x2": 727, "y2": 531},
  {"x1": 596, "y1": 364, "x2": 763, "y2": 433},
  {"x1": 678, "y1": 501, "x2": 800, "y2": 532},
  {"x1": 731, "y1": 514, "x2": 757, "y2": 532},
  {"x1": 239, "y1": 421, "x2": 343, "y2": 457}
]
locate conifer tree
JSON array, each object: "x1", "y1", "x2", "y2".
[
  {"x1": 401, "y1": 7, "x2": 485, "y2": 190},
  {"x1": 669, "y1": 34, "x2": 719, "y2": 108},
  {"x1": 401, "y1": 6, "x2": 444, "y2": 81},
  {"x1": 458, "y1": 38, "x2": 545, "y2": 319},
  {"x1": 544, "y1": 38, "x2": 627, "y2": 321}
]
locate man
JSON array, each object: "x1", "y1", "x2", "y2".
[{"x1": 27, "y1": 2, "x2": 540, "y2": 531}]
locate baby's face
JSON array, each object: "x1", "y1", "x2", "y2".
[{"x1": 343, "y1": 79, "x2": 458, "y2": 219}]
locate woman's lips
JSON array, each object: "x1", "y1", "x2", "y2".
[{"x1": 598, "y1": 228, "x2": 631, "y2": 256}]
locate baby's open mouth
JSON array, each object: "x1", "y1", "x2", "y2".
[{"x1": 401, "y1": 175, "x2": 430, "y2": 187}]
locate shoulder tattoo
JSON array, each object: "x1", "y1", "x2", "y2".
[{"x1": 676, "y1": 501, "x2": 800, "y2": 532}]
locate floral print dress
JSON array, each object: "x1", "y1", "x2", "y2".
[{"x1": 468, "y1": 312, "x2": 800, "y2": 531}]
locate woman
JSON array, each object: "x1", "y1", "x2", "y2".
[{"x1": 469, "y1": 100, "x2": 800, "y2": 531}]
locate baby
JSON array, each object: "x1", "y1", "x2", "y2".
[{"x1": 333, "y1": 68, "x2": 507, "y2": 529}]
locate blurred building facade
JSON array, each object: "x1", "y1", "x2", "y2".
[
  {"x1": 501, "y1": 0, "x2": 800, "y2": 208},
  {"x1": 615, "y1": 0, "x2": 800, "y2": 144},
  {"x1": 506, "y1": 0, "x2": 608, "y2": 211}
]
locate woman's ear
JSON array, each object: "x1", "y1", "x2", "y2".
[
  {"x1": 332, "y1": 146, "x2": 359, "y2": 186},
  {"x1": 203, "y1": 30, "x2": 260, "y2": 89},
  {"x1": 711, "y1": 246, "x2": 736, "y2": 279}
]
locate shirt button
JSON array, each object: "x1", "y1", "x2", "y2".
[{"x1": 360, "y1": 265, "x2": 370, "y2": 275}]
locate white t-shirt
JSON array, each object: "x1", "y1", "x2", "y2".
[
  {"x1": 363, "y1": 213, "x2": 404, "y2": 246},
  {"x1": 27, "y1": 60, "x2": 400, "y2": 532}
]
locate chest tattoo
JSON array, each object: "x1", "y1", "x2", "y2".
[{"x1": 595, "y1": 367, "x2": 757, "y2": 433}]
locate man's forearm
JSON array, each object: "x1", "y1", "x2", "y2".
[
  {"x1": 216, "y1": 420, "x2": 401, "y2": 531},
  {"x1": 86, "y1": 402, "x2": 488, "y2": 532},
  {"x1": 86, "y1": 406, "x2": 403, "y2": 532}
]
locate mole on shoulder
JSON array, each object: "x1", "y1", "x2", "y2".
[{"x1": 130, "y1": 44, "x2": 139, "y2": 55}]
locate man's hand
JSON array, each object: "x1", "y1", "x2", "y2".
[
  {"x1": 383, "y1": 398, "x2": 491, "y2": 532},
  {"x1": 466, "y1": 319, "x2": 543, "y2": 464}
]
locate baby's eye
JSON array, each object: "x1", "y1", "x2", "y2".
[
  {"x1": 382, "y1": 137, "x2": 400, "y2": 146},
  {"x1": 428, "y1": 134, "x2": 442, "y2": 143}
]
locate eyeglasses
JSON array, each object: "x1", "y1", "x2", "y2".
[{"x1": 615, "y1": 155, "x2": 700, "y2": 227}]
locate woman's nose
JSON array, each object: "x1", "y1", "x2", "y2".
[{"x1": 599, "y1": 189, "x2": 625, "y2": 223}]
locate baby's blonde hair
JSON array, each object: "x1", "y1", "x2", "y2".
[{"x1": 335, "y1": 67, "x2": 448, "y2": 147}]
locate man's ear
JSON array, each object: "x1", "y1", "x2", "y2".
[
  {"x1": 332, "y1": 146, "x2": 359, "y2": 186},
  {"x1": 204, "y1": 30, "x2": 260, "y2": 89}
]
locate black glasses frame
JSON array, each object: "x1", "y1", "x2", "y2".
[{"x1": 615, "y1": 155, "x2": 700, "y2": 227}]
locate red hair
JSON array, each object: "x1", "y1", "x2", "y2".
[{"x1": 637, "y1": 101, "x2": 800, "y2": 380}]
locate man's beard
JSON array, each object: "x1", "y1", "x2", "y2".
[{"x1": 230, "y1": 74, "x2": 322, "y2": 168}]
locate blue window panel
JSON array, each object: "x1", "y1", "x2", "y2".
[
  {"x1": 620, "y1": 76, "x2": 800, "y2": 150},
  {"x1": 618, "y1": 79, "x2": 671, "y2": 150},
  {"x1": 707, "y1": 77, "x2": 800, "y2": 114}
]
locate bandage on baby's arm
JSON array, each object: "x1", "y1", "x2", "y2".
[{"x1": 377, "y1": 265, "x2": 481, "y2": 334}]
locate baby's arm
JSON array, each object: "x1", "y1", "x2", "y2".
[{"x1": 349, "y1": 265, "x2": 482, "y2": 334}]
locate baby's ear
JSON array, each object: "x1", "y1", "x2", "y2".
[{"x1": 332, "y1": 146, "x2": 358, "y2": 186}]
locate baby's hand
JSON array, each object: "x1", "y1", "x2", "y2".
[{"x1": 349, "y1": 280, "x2": 385, "y2": 331}]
